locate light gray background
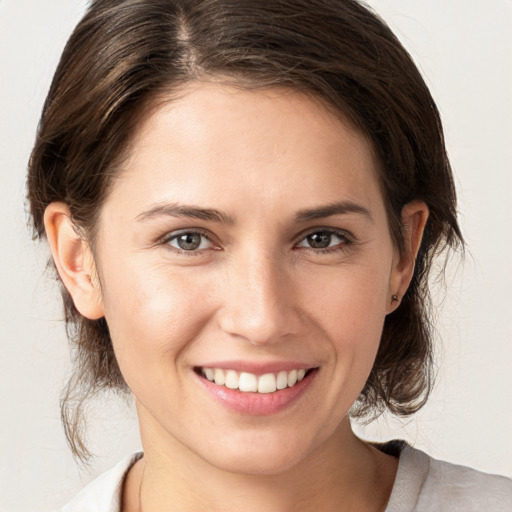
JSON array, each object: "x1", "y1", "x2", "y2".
[{"x1": 1, "y1": 1, "x2": 511, "y2": 510}]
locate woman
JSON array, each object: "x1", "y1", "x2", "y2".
[{"x1": 27, "y1": 0, "x2": 512, "y2": 510}]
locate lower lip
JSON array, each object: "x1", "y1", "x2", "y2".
[{"x1": 195, "y1": 369, "x2": 318, "y2": 415}]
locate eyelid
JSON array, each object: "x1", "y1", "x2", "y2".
[
  {"x1": 159, "y1": 228, "x2": 219, "y2": 253},
  {"x1": 156, "y1": 226, "x2": 356, "y2": 255},
  {"x1": 294, "y1": 227, "x2": 354, "y2": 243},
  {"x1": 293, "y1": 227, "x2": 356, "y2": 252}
]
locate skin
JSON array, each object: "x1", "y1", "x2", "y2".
[{"x1": 45, "y1": 83, "x2": 428, "y2": 511}]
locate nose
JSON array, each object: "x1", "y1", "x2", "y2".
[{"x1": 216, "y1": 248, "x2": 299, "y2": 345}]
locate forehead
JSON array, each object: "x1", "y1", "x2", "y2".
[{"x1": 109, "y1": 82, "x2": 384, "y2": 222}]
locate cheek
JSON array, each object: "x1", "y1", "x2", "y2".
[
  {"x1": 310, "y1": 264, "x2": 390, "y2": 397},
  {"x1": 313, "y1": 263, "x2": 390, "y2": 338},
  {"x1": 99, "y1": 261, "x2": 213, "y2": 387}
]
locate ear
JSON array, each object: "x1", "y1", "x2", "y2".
[
  {"x1": 44, "y1": 202, "x2": 104, "y2": 320},
  {"x1": 387, "y1": 200, "x2": 429, "y2": 314}
]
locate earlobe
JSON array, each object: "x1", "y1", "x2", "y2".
[
  {"x1": 43, "y1": 202, "x2": 104, "y2": 320},
  {"x1": 387, "y1": 200, "x2": 429, "y2": 313}
]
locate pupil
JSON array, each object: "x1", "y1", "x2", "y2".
[
  {"x1": 178, "y1": 233, "x2": 201, "y2": 250},
  {"x1": 308, "y1": 232, "x2": 331, "y2": 248}
]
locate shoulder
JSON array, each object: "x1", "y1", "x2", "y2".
[
  {"x1": 417, "y1": 448, "x2": 512, "y2": 511},
  {"x1": 56, "y1": 453, "x2": 142, "y2": 512},
  {"x1": 386, "y1": 444, "x2": 512, "y2": 512}
]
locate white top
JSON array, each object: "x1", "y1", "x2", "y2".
[{"x1": 58, "y1": 445, "x2": 512, "y2": 512}]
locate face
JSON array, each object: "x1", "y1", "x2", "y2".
[{"x1": 85, "y1": 83, "x2": 409, "y2": 474}]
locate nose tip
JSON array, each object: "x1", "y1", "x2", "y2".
[{"x1": 216, "y1": 257, "x2": 297, "y2": 345}]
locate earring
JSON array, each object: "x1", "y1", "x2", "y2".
[{"x1": 391, "y1": 295, "x2": 399, "y2": 303}]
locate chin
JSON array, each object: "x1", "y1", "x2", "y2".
[
  {"x1": 197, "y1": 429, "x2": 319, "y2": 477},
  {"x1": 209, "y1": 451, "x2": 307, "y2": 477}
]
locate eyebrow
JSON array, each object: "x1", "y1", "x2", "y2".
[
  {"x1": 136, "y1": 199, "x2": 373, "y2": 225},
  {"x1": 135, "y1": 202, "x2": 235, "y2": 224},
  {"x1": 295, "y1": 200, "x2": 374, "y2": 224}
]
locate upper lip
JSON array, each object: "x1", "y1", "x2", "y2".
[{"x1": 194, "y1": 360, "x2": 319, "y2": 375}]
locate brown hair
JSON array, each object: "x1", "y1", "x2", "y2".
[{"x1": 28, "y1": 0, "x2": 463, "y2": 460}]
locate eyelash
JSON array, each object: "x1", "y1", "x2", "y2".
[
  {"x1": 159, "y1": 228, "x2": 354, "y2": 256},
  {"x1": 295, "y1": 229, "x2": 354, "y2": 254},
  {"x1": 160, "y1": 229, "x2": 217, "y2": 256}
]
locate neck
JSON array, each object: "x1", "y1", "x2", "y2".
[{"x1": 123, "y1": 415, "x2": 397, "y2": 512}]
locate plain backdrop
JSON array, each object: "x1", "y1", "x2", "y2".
[{"x1": 0, "y1": 0, "x2": 511, "y2": 510}]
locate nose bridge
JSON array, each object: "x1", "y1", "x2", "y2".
[{"x1": 218, "y1": 244, "x2": 295, "y2": 344}]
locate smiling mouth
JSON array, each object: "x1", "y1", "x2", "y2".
[{"x1": 194, "y1": 367, "x2": 317, "y2": 394}]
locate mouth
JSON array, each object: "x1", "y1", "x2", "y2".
[
  {"x1": 193, "y1": 361, "x2": 320, "y2": 415},
  {"x1": 194, "y1": 366, "x2": 317, "y2": 394}
]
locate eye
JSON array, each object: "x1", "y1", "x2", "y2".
[
  {"x1": 165, "y1": 231, "x2": 214, "y2": 252},
  {"x1": 296, "y1": 230, "x2": 350, "y2": 251}
]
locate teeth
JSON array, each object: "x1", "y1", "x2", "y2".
[
  {"x1": 225, "y1": 370, "x2": 239, "y2": 389},
  {"x1": 258, "y1": 373, "x2": 277, "y2": 393},
  {"x1": 204, "y1": 368, "x2": 214, "y2": 381},
  {"x1": 276, "y1": 371, "x2": 288, "y2": 390},
  {"x1": 239, "y1": 372, "x2": 258, "y2": 392},
  {"x1": 201, "y1": 367, "x2": 312, "y2": 393},
  {"x1": 287, "y1": 369, "x2": 298, "y2": 387},
  {"x1": 213, "y1": 368, "x2": 225, "y2": 386}
]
